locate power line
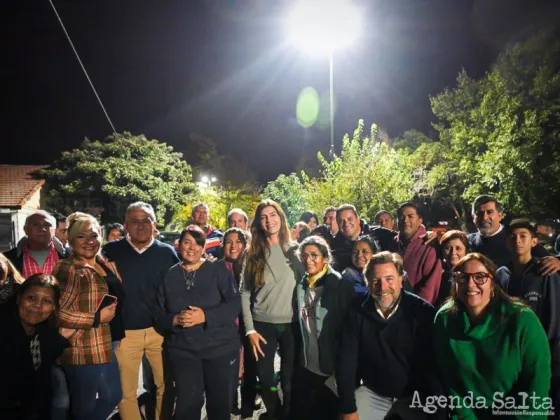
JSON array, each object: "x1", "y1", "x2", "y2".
[{"x1": 47, "y1": 0, "x2": 117, "y2": 133}]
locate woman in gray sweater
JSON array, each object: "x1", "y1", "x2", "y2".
[{"x1": 241, "y1": 200, "x2": 304, "y2": 419}]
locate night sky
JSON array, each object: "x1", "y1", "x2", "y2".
[{"x1": 3, "y1": 0, "x2": 560, "y2": 182}]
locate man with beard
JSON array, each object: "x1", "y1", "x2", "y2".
[
  {"x1": 468, "y1": 195, "x2": 559, "y2": 274},
  {"x1": 336, "y1": 252, "x2": 441, "y2": 420}
]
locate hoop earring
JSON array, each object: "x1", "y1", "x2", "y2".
[{"x1": 491, "y1": 290, "x2": 495, "y2": 298}]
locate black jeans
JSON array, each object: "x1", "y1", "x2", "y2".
[
  {"x1": 253, "y1": 321, "x2": 298, "y2": 419},
  {"x1": 166, "y1": 349, "x2": 238, "y2": 420},
  {"x1": 293, "y1": 368, "x2": 338, "y2": 420}
]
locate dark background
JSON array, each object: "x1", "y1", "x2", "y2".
[{"x1": 2, "y1": 0, "x2": 560, "y2": 181}]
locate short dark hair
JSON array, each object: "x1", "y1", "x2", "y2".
[
  {"x1": 397, "y1": 202, "x2": 423, "y2": 219},
  {"x1": 300, "y1": 211, "x2": 319, "y2": 225},
  {"x1": 472, "y1": 194, "x2": 502, "y2": 215},
  {"x1": 354, "y1": 235, "x2": 378, "y2": 254},
  {"x1": 18, "y1": 273, "x2": 61, "y2": 328},
  {"x1": 323, "y1": 206, "x2": 337, "y2": 222},
  {"x1": 105, "y1": 223, "x2": 126, "y2": 241},
  {"x1": 179, "y1": 224, "x2": 207, "y2": 247},
  {"x1": 298, "y1": 235, "x2": 333, "y2": 265},
  {"x1": 374, "y1": 210, "x2": 393, "y2": 223},
  {"x1": 51, "y1": 212, "x2": 67, "y2": 227},
  {"x1": 336, "y1": 204, "x2": 359, "y2": 220},
  {"x1": 537, "y1": 219, "x2": 555, "y2": 229},
  {"x1": 507, "y1": 218, "x2": 537, "y2": 238}
]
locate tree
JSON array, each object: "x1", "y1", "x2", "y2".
[
  {"x1": 262, "y1": 172, "x2": 310, "y2": 225},
  {"x1": 40, "y1": 132, "x2": 195, "y2": 225},
  {"x1": 430, "y1": 29, "x2": 560, "y2": 218},
  {"x1": 264, "y1": 120, "x2": 415, "y2": 224}
]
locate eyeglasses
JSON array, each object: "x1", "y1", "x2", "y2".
[
  {"x1": 453, "y1": 272, "x2": 492, "y2": 285},
  {"x1": 301, "y1": 253, "x2": 322, "y2": 261}
]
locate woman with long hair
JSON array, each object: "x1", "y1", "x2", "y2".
[
  {"x1": 220, "y1": 227, "x2": 260, "y2": 417},
  {"x1": 241, "y1": 200, "x2": 305, "y2": 419},
  {"x1": 0, "y1": 273, "x2": 70, "y2": 420},
  {"x1": 53, "y1": 212, "x2": 125, "y2": 420},
  {"x1": 0, "y1": 252, "x2": 25, "y2": 310},
  {"x1": 434, "y1": 253, "x2": 551, "y2": 418}
]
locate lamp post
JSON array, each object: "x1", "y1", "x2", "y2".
[{"x1": 286, "y1": 0, "x2": 361, "y2": 154}]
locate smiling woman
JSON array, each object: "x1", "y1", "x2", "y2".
[
  {"x1": 154, "y1": 224, "x2": 241, "y2": 420},
  {"x1": 434, "y1": 253, "x2": 552, "y2": 418},
  {"x1": 0, "y1": 273, "x2": 70, "y2": 420},
  {"x1": 53, "y1": 212, "x2": 125, "y2": 420}
]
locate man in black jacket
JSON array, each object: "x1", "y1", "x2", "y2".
[
  {"x1": 336, "y1": 252, "x2": 441, "y2": 420},
  {"x1": 468, "y1": 195, "x2": 559, "y2": 274},
  {"x1": 331, "y1": 204, "x2": 395, "y2": 272}
]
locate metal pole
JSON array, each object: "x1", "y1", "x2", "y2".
[{"x1": 329, "y1": 49, "x2": 335, "y2": 155}]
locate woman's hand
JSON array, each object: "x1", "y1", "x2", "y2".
[
  {"x1": 248, "y1": 332, "x2": 267, "y2": 361},
  {"x1": 342, "y1": 413, "x2": 360, "y2": 420},
  {"x1": 184, "y1": 306, "x2": 205, "y2": 327},
  {"x1": 59, "y1": 328, "x2": 76, "y2": 339},
  {"x1": 100, "y1": 302, "x2": 117, "y2": 323},
  {"x1": 173, "y1": 310, "x2": 189, "y2": 327}
]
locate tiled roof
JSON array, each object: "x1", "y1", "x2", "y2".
[{"x1": 0, "y1": 165, "x2": 47, "y2": 208}]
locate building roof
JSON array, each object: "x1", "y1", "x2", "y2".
[{"x1": 0, "y1": 165, "x2": 47, "y2": 208}]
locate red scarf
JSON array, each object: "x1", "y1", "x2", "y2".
[{"x1": 22, "y1": 243, "x2": 60, "y2": 278}]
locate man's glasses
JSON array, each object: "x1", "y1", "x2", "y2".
[{"x1": 453, "y1": 272, "x2": 492, "y2": 285}]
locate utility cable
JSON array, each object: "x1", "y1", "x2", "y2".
[{"x1": 47, "y1": 0, "x2": 117, "y2": 133}]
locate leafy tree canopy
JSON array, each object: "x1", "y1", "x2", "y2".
[{"x1": 40, "y1": 132, "x2": 195, "y2": 225}]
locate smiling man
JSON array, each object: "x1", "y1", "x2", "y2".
[
  {"x1": 336, "y1": 252, "x2": 442, "y2": 420},
  {"x1": 331, "y1": 204, "x2": 395, "y2": 272},
  {"x1": 389, "y1": 202, "x2": 442, "y2": 304},
  {"x1": 192, "y1": 203, "x2": 224, "y2": 258},
  {"x1": 103, "y1": 202, "x2": 179, "y2": 420},
  {"x1": 468, "y1": 195, "x2": 559, "y2": 274},
  {"x1": 4, "y1": 210, "x2": 67, "y2": 277}
]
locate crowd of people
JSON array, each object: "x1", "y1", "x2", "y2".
[{"x1": 1, "y1": 194, "x2": 560, "y2": 420}]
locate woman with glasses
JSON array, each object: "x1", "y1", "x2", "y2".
[
  {"x1": 154, "y1": 225, "x2": 240, "y2": 420},
  {"x1": 294, "y1": 235, "x2": 356, "y2": 419},
  {"x1": 434, "y1": 253, "x2": 551, "y2": 418}
]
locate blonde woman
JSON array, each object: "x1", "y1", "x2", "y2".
[
  {"x1": 0, "y1": 252, "x2": 25, "y2": 310},
  {"x1": 53, "y1": 212, "x2": 126, "y2": 420}
]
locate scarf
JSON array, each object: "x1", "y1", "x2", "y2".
[{"x1": 308, "y1": 264, "x2": 329, "y2": 288}]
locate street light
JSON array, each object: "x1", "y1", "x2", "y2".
[
  {"x1": 286, "y1": 0, "x2": 362, "y2": 154},
  {"x1": 200, "y1": 175, "x2": 217, "y2": 188}
]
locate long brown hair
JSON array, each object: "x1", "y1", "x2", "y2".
[
  {"x1": 245, "y1": 200, "x2": 293, "y2": 289},
  {"x1": 442, "y1": 252, "x2": 522, "y2": 314}
]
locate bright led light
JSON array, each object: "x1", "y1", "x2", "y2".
[
  {"x1": 286, "y1": 0, "x2": 361, "y2": 55},
  {"x1": 201, "y1": 175, "x2": 209, "y2": 183},
  {"x1": 211, "y1": 177, "x2": 217, "y2": 182}
]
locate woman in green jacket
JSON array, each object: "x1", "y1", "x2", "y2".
[{"x1": 434, "y1": 252, "x2": 552, "y2": 419}]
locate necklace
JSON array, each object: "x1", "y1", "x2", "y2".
[{"x1": 181, "y1": 261, "x2": 202, "y2": 290}]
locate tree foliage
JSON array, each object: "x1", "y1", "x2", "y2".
[
  {"x1": 172, "y1": 183, "x2": 261, "y2": 230},
  {"x1": 40, "y1": 132, "x2": 195, "y2": 225},
  {"x1": 264, "y1": 120, "x2": 415, "y2": 224},
  {"x1": 429, "y1": 29, "x2": 560, "y2": 218}
]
